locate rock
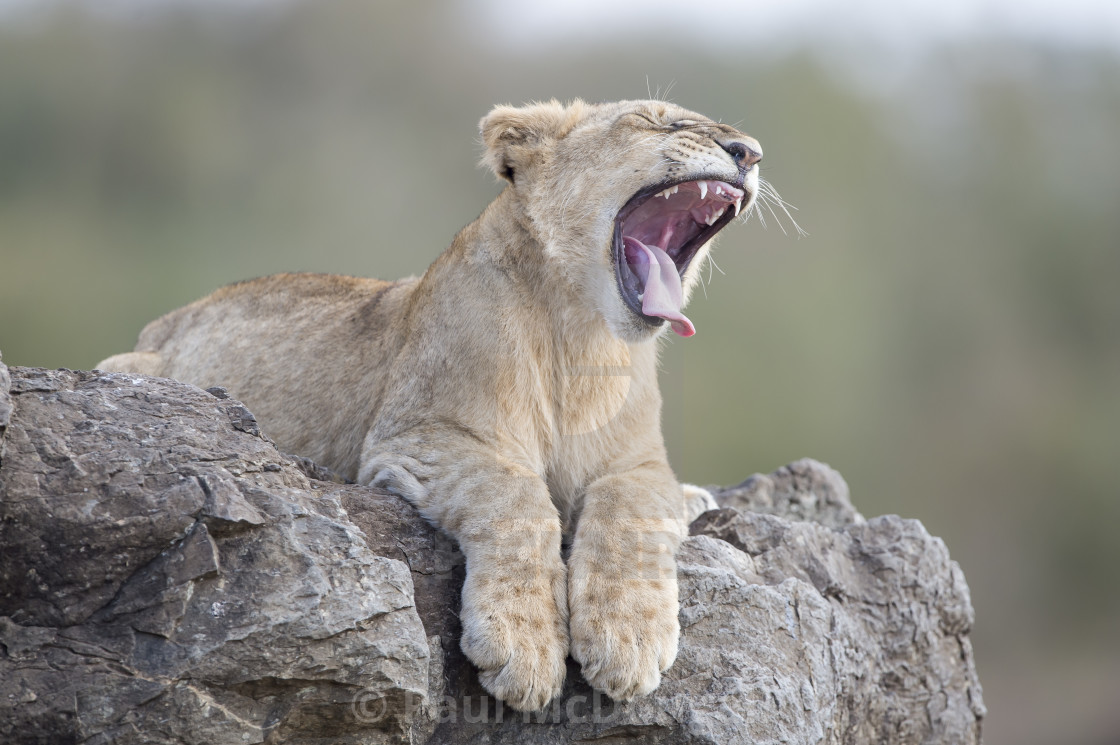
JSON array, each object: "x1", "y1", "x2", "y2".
[
  {"x1": 710, "y1": 458, "x2": 863, "y2": 530},
  {"x1": 0, "y1": 355, "x2": 984, "y2": 744},
  {"x1": 0, "y1": 350, "x2": 11, "y2": 434},
  {"x1": 0, "y1": 363, "x2": 437, "y2": 744},
  {"x1": 684, "y1": 513, "x2": 985, "y2": 743}
]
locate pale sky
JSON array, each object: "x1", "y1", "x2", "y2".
[
  {"x1": 475, "y1": 0, "x2": 1120, "y2": 50},
  {"x1": 2, "y1": 0, "x2": 1120, "y2": 51}
]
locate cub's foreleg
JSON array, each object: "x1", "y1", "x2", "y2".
[
  {"x1": 567, "y1": 464, "x2": 687, "y2": 700},
  {"x1": 361, "y1": 445, "x2": 569, "y2": 712}
]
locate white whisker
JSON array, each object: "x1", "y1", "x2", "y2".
[
  {"x1": 754, "y1": 202, "x2": 769, "y2": 229},
  {"x1": 761, "y1": 195, "x2": 789, "y2": 235},
  {"x1": 696, "y1": 259, "x2": 710, "y2": 299},
  {"x1": 752, "y1": 178, "x2": 808, "y2": 237}
]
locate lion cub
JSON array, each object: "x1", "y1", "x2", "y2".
[{"x1": 99, "y1": 99, "x2": 762, "y2": 711}]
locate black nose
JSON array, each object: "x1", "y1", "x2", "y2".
[{"x1": 723, "y1": 141, "x2": 762, "y2": 168}]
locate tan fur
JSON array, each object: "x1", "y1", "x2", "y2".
[{"x1": 98, "y1": 99, "x2": 761, "y2": 711}]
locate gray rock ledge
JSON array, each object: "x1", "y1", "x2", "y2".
[{"x1": 0, "y1": 354, "x2": 984, "y2": 744}]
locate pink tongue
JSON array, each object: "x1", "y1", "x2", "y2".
[{"x1": 622, "y1": 236, "x2": 696, "y2": 337}]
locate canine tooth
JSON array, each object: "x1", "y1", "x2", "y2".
[
  {"x1": 698, "y1": 181, "x2": 708, "y2": 200},
  {"x1": 733, "y1": 195, "x2": 743, "y2": 216}
]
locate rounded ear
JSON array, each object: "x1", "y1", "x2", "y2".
[{"x1": 479, "y1": 99, "x2": 587, "y2": 183}]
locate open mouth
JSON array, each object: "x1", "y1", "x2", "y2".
[{"x1": 613, "y1": 178, "x2": 747, "y2": 337}]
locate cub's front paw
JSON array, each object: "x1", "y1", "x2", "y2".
[
  {"x1": 569, "y1": 573, "x2": 680, "y2": 701},
  {"x1": 459, "y1": 563, "x2": 569, "y2": 711}
]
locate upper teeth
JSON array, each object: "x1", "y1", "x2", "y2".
[{"x1": 653, "y1": 180, "x2": 745, "y2": 219}]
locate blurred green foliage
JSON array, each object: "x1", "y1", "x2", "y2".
[{"x1": 1, "y1": 3, "x2": 1119, "y2": 743}]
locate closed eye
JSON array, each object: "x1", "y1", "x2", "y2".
[
  {"x1": 625, "y1": 113, "x2": 661, "y2": 127},
  {"x1": 623, "y1": 113, "x2": 702, "y2": 130}
]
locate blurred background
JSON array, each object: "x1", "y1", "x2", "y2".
[{"x1": 1, "y1": 1, "x2": 1118, "y2": 742}]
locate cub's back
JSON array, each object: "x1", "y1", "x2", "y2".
[{"x1": 99, "y1": 272, "x2": 416, "y2": 478}]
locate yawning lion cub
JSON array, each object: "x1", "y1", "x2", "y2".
[{"x1": 98, "y1": 99, "x2": 762, "y2": 711}]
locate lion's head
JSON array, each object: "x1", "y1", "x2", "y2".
[{"x1": 481, "y1": 99, "x2": 762, "y2": 342}]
